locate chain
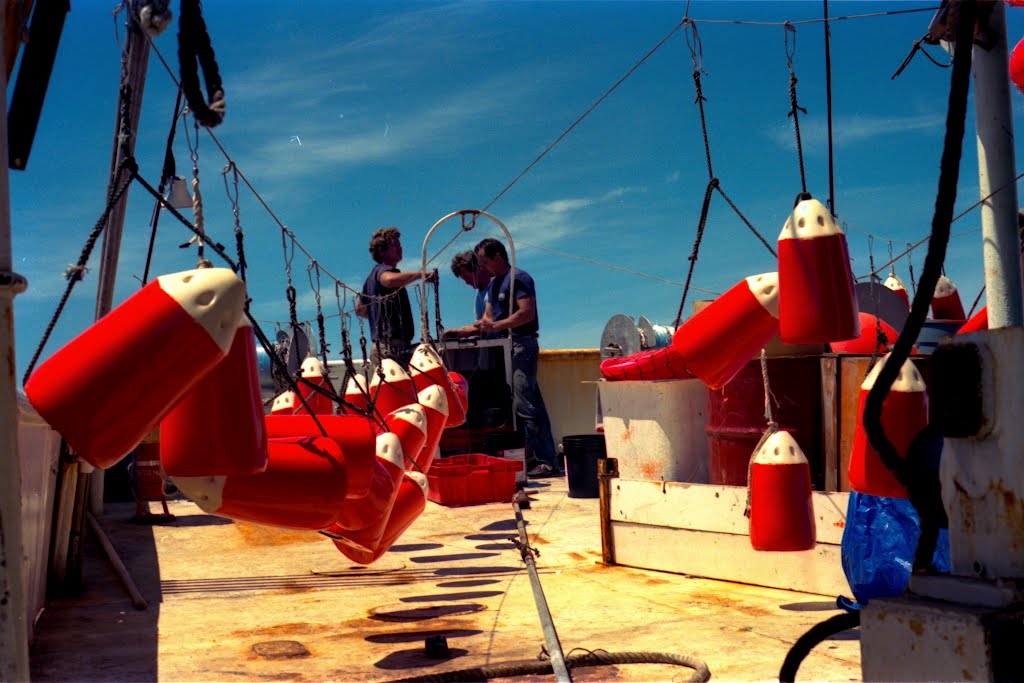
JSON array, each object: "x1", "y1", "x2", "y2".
[{"x1": 309, "y1": 262, "x2": 330, "y2": 366}]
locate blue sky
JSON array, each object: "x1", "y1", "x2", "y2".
[{"x1": 11, "y1": 1, "x2": 1024, "y2": 381}]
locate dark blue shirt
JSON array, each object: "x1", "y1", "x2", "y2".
[
  {"x1": 490, "y1": 268, "x2": 539, "y2": 337},
  {"x1": 360, "y1": 263, "x2": 414, "y2": 344}
]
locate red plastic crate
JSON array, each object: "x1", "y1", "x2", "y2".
[{"x1": 426, "y1": 453, "x2": 523, "y2": 506}]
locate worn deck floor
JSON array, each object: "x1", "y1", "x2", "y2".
[{"x1": 30, "y1": 476, "x2": 861, "y2": 682}]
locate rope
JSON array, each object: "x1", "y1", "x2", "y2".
[
  {"x1": 713, "y1": 185, "x2": 776, "y2": 257},
  {"x1": 142, "y1": 88, "x2": 183, "y2": 285},
  {"x1": 822, "y1": 0, "x2": 837, "y2": 216},
  {"x1": 785, "y1": 23, "x2": 809, "y2": 195},
  {"x1": 867, "y1": 236, "x2": 888, "y2": 362},
  {"x1": 177, "y1": 0, "x2": 225, "y2": 127},
  {"x1": 779, "y1": 612, "x2": 860, "y2": 683},
  {"x1": 673, "y1": 178, "x2": 717, "y2": 327},
  {"x1": 222, "y1": 161, "x2": 248, "y2": 284},
  {"x1": 744, "y1": 349, "x2": 778, "y2": 517}
]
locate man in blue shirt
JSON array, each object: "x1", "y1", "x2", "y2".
[
  {"x1": 444, "y1": 250, "x2": 491, "y2": 337},
  {"x1": 357, "y1": 227, "x2": 435, "y2": 366},
  {"x1": 473, "y1": 238, "x2": 559, "y2": 477}
]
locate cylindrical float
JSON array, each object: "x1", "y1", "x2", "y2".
[
  {"x1": 171, "y1": 435, "x2": 348, "y2": 530},
  {"x1": 748, "y1": 430, "x2": 816, "y2": 551},
  {"x1": 848, "y1": 354, "x2": 927, "y2": 499},
  {"x1": 1011, "y1": 36, "x2": 1024, "y2": 93},
  {"x1": 379, "y1": 404, "x2": 428, "y2": 471},
  {"x1": 369, "y1": 359, "x2": 417, "y2": 418},
  {"x1": 160, "y1": 317, "x2": 268, "y2": 477},
  {"x1": 829, "y1": 312, "x2": 900, "y2": 356},
  {"x1": 599, "y1": 345, "x2": 693, "y2": 382},
  {"x1": 957, "y1": 306, "x2": 988, "y2": 335},
  {"x1": 332, "y1": 472, "x2": 429, "y2": 564},
  {"x1": 672, "y1": 272, "x2": 781, "y2": 389},
  {"x1": 296, "y1": 356, "x2": 335, "y2": 415},
  {"x1": 778, "y1": 197, "x2": 860, "y2": 344},
  {"x1": 931, "y1": 275, "x2": 966, "y2": 321},
  {"x1": 24, "y1": 267, "x2": 246, "y2": 469},
  {"x1": 409, "y1": 343, "x2": 466, "y2": 428},
  {"x1": 264, "y1": 413, "x2": 377, "y2": 500},
  {"x1": 883, "y1": 274, "x2": 910, "y2": 308},
  {"x1": 415, "y1": 385, "x2": 449, "y2": 473},
  {"x1": 341, "y1": 373, "x2": 370, "y2": 415},
  {"x1": 269, "y1": 390, "x2": 299, "y2": 415},
  {"x1": 448, "y1": 371, "x2": 469, "y2": 418}
]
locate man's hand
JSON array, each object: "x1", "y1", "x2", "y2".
[
  {"x1": 475, "y1": 319, "x2": 495, "y2": 335},
  {"x1": 423, "y1": 269, "x2": 439, "y2": 284}
]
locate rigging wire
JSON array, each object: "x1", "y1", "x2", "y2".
[{"x1": 691, "y1": 6, "x2": 939, "y2": 27}]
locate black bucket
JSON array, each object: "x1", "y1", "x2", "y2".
[{"x1": 562, "y1": 434, "x2": 606, "y2": 499}]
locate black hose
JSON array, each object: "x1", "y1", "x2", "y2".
[
  {"x1": 386, "y1": 649, "x2": 711, "y2": 683},
  {"x1": 778, "y1": 612, "x2": 860, "y2": 683}
]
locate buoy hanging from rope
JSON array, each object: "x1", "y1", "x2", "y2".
[
  {"x1": 957, "y1": 306, "x2": 988, "y2": 334},
  {"x1": 370, "y1": 359, "x2": 417, "y2": 418},
  {"x1": 1010, "y1": 36, "x2": 1024, "y2": 93},
  {"x1": 829, "y1": 312, "x2": 901, "y2": 355},
  {"x1": 448, "y1": 371, "x2": 470, "y2": 418},
  {"x1": 171, "y1": 435, "x2": 348, "y2": 530},
  {"x1": 341, "y1": 373, "x2": 370, "y2": 415},
  {"x1": 748, "y1": 430, "x2": 816, "y2": 551},
  {"x1": 332, "y1": 473, "x2": 429, "y2": 564},
  {"x1": 24, "y1": 267, "x2": 245, "y2": 469},
  {"x1": 409, "y1": 344, "x2": 467, "y2": 428},
  {"x1": 931, "y1": 274, "x2": 966, "y2": 320},
  {"x1": 322, "y1": 433, "x2": 406, "y2": 553},
  {"x1": 671, "y1": 272, "x2": 781, "y2": 389},
  {"x1": 160, "y1": 316, "x2": 268, "y2": 477},
  {"x1": 296, "y1": 356, "x2": 335, "y2": 415},
  {"x1": 777, "y1": 196, "x2": 860, "y2": 344},
  {"x1": 599, "y1": 345, "x2": 693, "y2": 382},
  {"x1": 883, "y1": 273, "x2": 910, "y2": 308},
  {"x1": 379, "y1": 404, "x2": 428, "y2": 471},
  {"x1": 848, "y1": 353, "x2": 928, "y2": 499},
  {"x1": 264, "y1": 413, "x2": 377, "y2": 500},
  {"x1": 414, "y1": 385, "x2": 449, "y2": 473}
]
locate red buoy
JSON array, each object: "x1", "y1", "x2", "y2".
[
  {"x1": 379, "y1": 404, "x2": 428, "y2": 471},
  {"x1": 931, "y1": 275, "x2": 966, "y2": 321},
  {"x1": 599, "y1": 345, "x2": 694, "y2": 382},
  {"x1": 883, "y1": 274, "x2": 910, "y2": 308},
  {"x1": 1011, "y1": 36, "x2": 1024, "y2": 93},
  {"x1": 264, "y1": 413, "x2": 377, "y2": 499},
  {"x1": 341, "y1": 373, "x2": 370, "y2": 414},
  {"x1": 829, "y1": 312, "x2": 900, "y2": 355},
  {"x1": 296, "y1": 356, "x2": 335, "y2": 415},
  {"x1": 778, "y1": 198, "x2": 860, "y2": 344},
  {"x1": 671, "y1": 272, "x2": 781, "y2": 389},
  {"x1": 847, "y1": 354, "x2": 928, "y2": 499},
  {"x1": 409, "y1": 344, "x2": 466, "y2": 428},
  {"x1": 957, "y1": 306, "x2": 988, "y2": 335},
  {"x1": 748, "y1": 430, "x2": 816, "y2": 551},
  {"x1": 332, "y1": 472, "x2": 429, "y2": 564},
  {"x1": 24, "y1": 267, "x2": 246, "y2": 469},
  {"x1": 160, "y1": 317, "x2": 268, "y2": 477},
  {"x1": 415, "y1": 385, "x2": 449, "y2": 473},
  {"x1": 171, "y1": 435, "x2": 348, "y2": 530},
  {"x1": 369, "y1": 359, "x2": 417, "y2": 418},
  {"x1": 448, "y1": 371, "x2": 469, "y2": 418}
]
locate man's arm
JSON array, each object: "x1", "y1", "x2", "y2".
[
  {"x1": 478, "y1": 295, "x2": 536, "y2": 334},
  {"x1": 379, "y1": 270, "x2": 436, "y2": 289},
  {"x1": 355, "y1": 298, "x2": 368, "y2": 318}
]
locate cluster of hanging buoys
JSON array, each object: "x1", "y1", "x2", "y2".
[{"x1": 24, "y1": 271, "x2": 464, "y2": 563}]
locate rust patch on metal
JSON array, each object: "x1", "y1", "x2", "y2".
[
  {"x1": 567, "y1": 551, "x2": 587, "y2": 561},
  {"x1": 640, "y1": 461, "x2": 660, "y2": 480},
  {"x1": 251, "y1": 640, "x2": 311, "y2": 659},
  {"x1": 233, "y1": 622, "x2": 333, "y2": 638},
  {"x1": 908, "y1": 619, "x2": 925, "y2": 636},
  {"x1": 235, "y1": 522, "x2": 322, "y2": 546},
  {"x1": 687, "y1": 591, "x2": 771, "y2": 618}
]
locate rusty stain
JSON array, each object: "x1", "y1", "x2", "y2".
[
  {"x1": 908, "y1": 618, "x2": 925, "y2": 636},
  {"x1": 235, "y1": 523, "x2": 322, "y2": 546},
  {"x1": 532, "y1": 536, "x2": 550, "y2": 545},
  {"x1": 621, "y1": 428, "x2": 632, "y2": 442},
  {"x1": 833, "y1": 520, "x2": 846, "y2": 528},
  {"x1": 567, "y1": 551, "x2": 587, "y2": 561},
  {"x1": 251, "y1": 640, "x2": 311, "y2": 660},
  {"x1": 640, "y1": 461, "x2": 659, "y2": 480},
  {"x1": 954, "y1": 636, "x2": 966, "y2": 657},
  {"x1": 962, "y1": 669, "x2": 974, "y2": 681},
  {"x1": 232, "y1": 622, "x2": 333, "y2": 639},
  {"x1": 687, "y1": 592, "x2": 771, "y2": 618}
]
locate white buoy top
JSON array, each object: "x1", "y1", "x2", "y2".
[
  {"x1": 753, "y1": 430, "x2": 808, "y2": 465},
  {"x1": 300, "y1": 356, "x2": 326, "y2": 379},
  {"x1": 371, "y1": 358, "x2": 411, "y2": 388},
  {"x1": 172, "y1": 475, "x2": 227, "y2": 514},
  {"x1": 157, "y1": 267, "x2": 246, "y2": 354},
  {"x1": 345, "y1": 374, "x2": 368, "y2": 395},
  {"x1": 410, "y1": 343, "x2": 444, "y2": 373},
  {"x1": 778, "y1": 198, "x2": 842, "y2": 241},
  {"x1": 861, "y1": 353, "x2": 926, "y2": 393},
  {"x1": 376, "y1": 432, "x2": 405, "y2": 469},
  {"x1": 884, "y1": 274, "x2": 906, "y2": 291},
  {"x1": 417, "y1": 384, "x2": 449, "y2": 416},
  {"x1": 745, "y1": 272, "x2": 780, "y2": 318},
  {"x1": 389, "y1": 404, "x2": 428, "y2": 435},
  {"x1": 271, "y1": 390, "x2": 296, "y2": 412},
  {"x1": 407, "y1": 471, "x2": 429, "y2": 495},
  {"x1": 934, "y1": 274, "x2": 957, "y2": 297}
]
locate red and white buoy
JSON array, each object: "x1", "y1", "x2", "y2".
[
  {"x1": 883, "y1": 273, "x2": 910, "y2": 308},
  {"x1": 264, "y1": 413, "x2": 377, "y2": 500},
  {"x1": 379, "y1": 404, "x2": 428, "y2": 472},
  {"x1": 296, "y1": 356, "x2": 335, "y2": 415},
  {"x1": 671, "y1": 272, "x2": 781, "y2": 389},
  {"x1": 341, "y1": 373, "x2": 370, "y2": 414},
  {"x1": 829, "y1": 312, "x2": 901, "y2": 356},
  {"x1": 748, "y1": 430, "x2": 816, "y2": 551},
  {"x1": 24, "y1": 267, "x2": 246, "y2": 469},
  {"x1": 599, "y1": 345, "x2": 694, "y2": 382},
  {"x1": 847, "y1": 353, "x2": 928, "y2": 499},
  {"x1": 332, "y1": 472, "x2": 429, "y2": 564},
  {"x1": 171, "y1": 435, "x2": 348, "y2": 530},
  {"x1": 409, "y1": 343, "x2": 466, "y2": 428},
  {"x1": 369, "y1": 359, "x2": 417, "y2": 418},
  {"x1": 160, "y1": 316, "x2": 268, "y2": 477},
  {"x1": 415, "y1": 385, "x2": 449, "y2": 473},
  {"x1": 777, "y1": 197, "x2": 860, "y2": 344},
  {"x1": 957, "y1": 306, "x2": 988, "y2": 335},
  {"x1": 931, "y1": 274, "x2": 966, "y2": 321}
]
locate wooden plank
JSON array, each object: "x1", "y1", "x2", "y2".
[
  {"x1": 610, "y1": 479, "x2": 849, "y2": 545},
  {"x1": 820, "y1": 355, "x2": 839, "y2": 491},
  {"x1": 838, "y1": 356, "x2": 872, "y2": 492},
  {"x1": 611, "y1": 521, "x2": 852, "y2": 597}
]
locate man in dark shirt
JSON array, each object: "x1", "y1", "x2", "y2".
[
  {"x1": 474, "y1": 238, "x2": 559, "y2": 477},
  {"x1": 443, "y1": 250, "x2": 492, "y2": 338},
  {"x1": 357, "y1": 227, "x2": 435, "y2": 366}
]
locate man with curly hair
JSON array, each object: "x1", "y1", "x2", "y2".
[
  {"x1": 358, "y1": 227, "x2": 435, "y2": 365},
  {"x1": 443, "y1": 250, "x2": 492, "y2": 338}
]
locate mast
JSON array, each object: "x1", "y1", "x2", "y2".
[{"x1": 0, "y1": 0, "x2": 32, "y2": 679}]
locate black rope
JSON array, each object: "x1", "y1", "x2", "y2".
[
  {"x1": 823, "y1": 0, "x2": 836, "y2": 216},
  {"x1": 966, "y1": 285, "x2": 985, "y2": 318},
  {"x1": 222, "y1": 161, "x2": 247, "y2": 284},
  {"x1": 142, "y1": 88, "x2": 183, "y2": 285},
  {"x1": 785, "y1": 23, "x2": 809, "y2": 195},
  {"x1": 713, "y1": 185, "x2": 776, "y2": 257},
  {"x1": 892, "y1": 38, "x2": 952, "y2": 80},
  {"x1": 673, "y1": 178, "x2": 717, "y2": 327},
  {"x1": 691, "y1": 69, "x2": 714, "y2": 180},
  {"x1": 23, "y1": 158, "x2": 138, "y2": 384},
  {"x1": 906, "y1": 242, "x2": 917, "y2": 295},
  {"x1": 309, "y1": 262, "x2": 330, "y2": 367},
  {"x1": 863, "y1": 0, "x2": 975, "y2": 573},
  {"x1": 779, "y1": 612, "x2": 860, "y2": 683},
  {"x1": 177, "y1": 0, "x2": 224, "y2": 127}
]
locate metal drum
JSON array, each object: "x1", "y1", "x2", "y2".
[
  {"x1": 705, "y1": 356, "x2": 824, "y2": 490},
  {"x1": 599, "y1": 314, "x2": 641, "y2": 359},
  {"x1": 637, "y1": 316, "x2": 676, "y2": 350}
]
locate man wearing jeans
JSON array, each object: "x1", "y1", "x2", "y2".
[{"x1": 473, "y1": 238, "x2": 559, "y2": 478}]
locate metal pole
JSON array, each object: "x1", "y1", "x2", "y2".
[
  {"x1": 0, "y1": 0, "x2": 32, "y2": 675},
  {"x1": 973, "y1": 1, "x2": 1023, "y2": 329},
  {"x1": 87, "y1": 13, "x2": 150, "y2": 514},
  {"x1": 511, "y1": 494, "x2": 571, "y2": 683}
]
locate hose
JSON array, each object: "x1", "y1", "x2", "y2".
[
  {"x1": 387, "y1": 649, "x2": 711, "y2": 683},
  {"x1": 778, "y1": 612, "x2": 860, "y2": 683}
]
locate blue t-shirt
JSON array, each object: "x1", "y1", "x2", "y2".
[
  {"x1": 360, "y1": 263, "x2": 414, "y2": 344},
  {"x1": 490, "y1": 268, "x2": 539, "y2": 337},
  {"x1": 475, "y1": 282, "x2": 490, "y2": 321}
]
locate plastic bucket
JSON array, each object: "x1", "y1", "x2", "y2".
[
  {"x1": 483, "y1": 430, "x2": 526, "y2": 484},
  {"x1": 705, "y1": 356, "x2": 823, "y2": 489},
  {"x1": 562, "y1": 434, "x2": 606, "y2": 499}
]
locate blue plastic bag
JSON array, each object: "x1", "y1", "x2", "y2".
[{"x1": 840, "y1": 490, "x2": 951, "y2": 606}]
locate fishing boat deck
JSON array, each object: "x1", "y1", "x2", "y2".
[{"x1": 29, "y1": 476, "x2": 862, "y2": 682}]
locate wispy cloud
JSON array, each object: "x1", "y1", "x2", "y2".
[
  {"x1": 502, "y1": 185, "x2": 644, "y2": 247},
  {"x1": 767, "y1": 113, "x2": 946, "y2": 150}
]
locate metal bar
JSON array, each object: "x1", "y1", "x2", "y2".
[
  {"x1": 598, "y1": 457, "x2": 618, "y2": 565},
  {"x1": 85, "y1": 512, "x2": 147, "y2": 610},
  {"x1": 973, "y1": 1, "x2": 1023, "y2": 328},
  {"x1": 512, "y1": 493, "x2": 571, "y2": 683},
  {"x1": 0, "y1": 0, "x2": 31, "y2": 675}
]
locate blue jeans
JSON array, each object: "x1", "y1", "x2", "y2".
[{"x1": 512, "y1": 336, "x2": 557, "y2": 469}]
